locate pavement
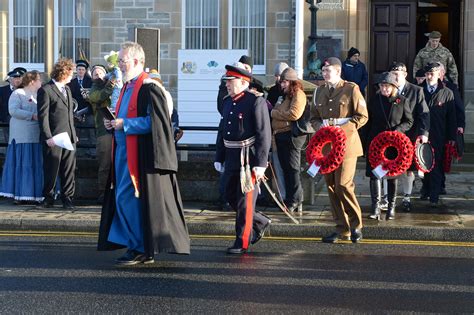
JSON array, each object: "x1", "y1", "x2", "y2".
[{"x1": 1, "y1": 167, "x2": 473, "y2": 242}]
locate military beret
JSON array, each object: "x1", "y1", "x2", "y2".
[
  {"x1": 222, "y1": 63, "x2": 252, "y2": 82},
  {"x1": 429, "y1": 31, "x2": 442, "y2": 39},
  {"x1": 7, "y1": 67, "x2": 27, "y2": 78},
  {"x1": 378, "y1": 71, "x2": 399, "y2": 88},
  {"x1": 321, "y1": 57, "x2": 342, "y2": 68},
  {"x1": 75, "y1": 59, "x2": 89, "y2": 69},
  {"x1": 424, "y1": 61, "x2": 442, "y2": 73},
  {"x1": 280, "y1": 67, "x2": 298, "y2": 81},
  {"x1": 389, "y1": 62, "x2": 407, "y2": 72},
  {"x1": 238, "y1": 55, "x2": 253, "y2": 69},
  {"x1": 415, "y1": 69, "x2": 426, "y2": 78}
]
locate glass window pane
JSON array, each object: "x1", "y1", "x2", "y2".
[
  {"x1": 13, "y1": 27, "x2": 29, "y2": 63},
  {"x1": 232, "y1": 28, "x2": 247, "y2": 49},
  {"x1": 202, "y1": 28, "x2": 217, "y2": 49},
  {"x1": 249, "y1": 28, "x2": 264, "y2": 65},
  {"x1": 30, "y1": 27, "x2": 45, "y2": 63},
  {"x1": 58, "y1": 27, "x2": 74, "y2": 59},
  {"x1": 203, "y1": 0, "x2": 218, "y2": 26},
  {"x1": 14, "y1": 0, "x2": 29, "y2": 26},
  {"x1": 75, "y1": 0, "x2": 90, "y2": 27},
  {"x1": 186, "y1": 0, "x2": 201, "y2": 27},
  {"x1": 185, "y1": 28, "x2": 201, "y2": 49},
  {"x1": 232, "y1": 0, "x2": 248, "y2": 27},
  {"x1": 250, "y1": 0, "x2": 265, "y2": 27},
  {"x1": 31, "y1": 0, "x2": 45, "y2": 26},
  {"x1": 75, "y1": 27, "x2": 90, "y2": 60},
  {"x1": 59, "y1": 0, "x2": 74, "y2": 26}
]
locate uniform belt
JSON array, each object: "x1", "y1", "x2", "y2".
[
  {"x1": 224, "y1": 136, "x2": 256, "y2": 149},
  {"x1": 323, "y1": 117, "x2": 351, "y2": 126}
]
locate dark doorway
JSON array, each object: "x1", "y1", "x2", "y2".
[{"x1": 370, "y1": 0, "x2": 462, "y2": 92}]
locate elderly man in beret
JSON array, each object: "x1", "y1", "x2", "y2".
[
  {"x1": 215, "y1": 62, "x2": 272, "y2": 254},
  {"x1": 420, "y1": 62, "x2": 457, "y2": 207},
  {"x1": 310, "y1": 57, "x2": 368, "y2": 243},
  {"x1": 413, "y1": 31, "x2": 458, "y2": 85}
]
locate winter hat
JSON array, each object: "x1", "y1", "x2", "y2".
[
  {"x1": 274, "y1": 62, "x2": 289, "y2": 76},
  {"x1": 238, "y1": 55, "x2": 253, "y2": 69},
  {"x1": 347, "y1": 47, "x2": 360, "y2": 59}
]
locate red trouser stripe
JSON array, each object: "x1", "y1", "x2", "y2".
[{"x1": 242, "y1": 176, "x2": 255, "y2": 249}]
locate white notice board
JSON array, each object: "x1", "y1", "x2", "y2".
[{"x1": 178, "y1": 49, "x2": 247, "y2": 144}]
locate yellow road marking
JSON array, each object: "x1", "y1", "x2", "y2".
[{"x1": 1, "y1": 231, "x2": 473, "y2": 247}]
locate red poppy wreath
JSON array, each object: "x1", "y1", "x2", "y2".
[
  {"x1": 369, "y1": 131, "x2": 414, "y2": 177},
  {"x1": 306, "y1": 126, "x2": 347, "y2": 174}
]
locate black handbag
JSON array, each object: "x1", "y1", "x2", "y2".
[{"x1": 291, "y1": 95, "x2": 315, "y2": 137}]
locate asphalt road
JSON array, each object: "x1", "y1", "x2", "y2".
[{"x1": 1, "y1": 232, "x2": 473, "y2": 314}]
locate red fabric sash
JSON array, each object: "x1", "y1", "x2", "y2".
[{"x1": 112, "y1": 72, "x2": 148, "y2": 197}]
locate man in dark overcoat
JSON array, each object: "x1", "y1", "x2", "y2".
[{"x1": 420, "y1": 62, "x2": 457, "y2": 207}]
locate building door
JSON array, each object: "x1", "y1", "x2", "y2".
[{"x1": 370, "y1": 0, "x2": 417, "y2": 89}]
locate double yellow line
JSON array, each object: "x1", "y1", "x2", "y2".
[{"x1": 1, "y1": 231, "x2": 474, "y2": 247}]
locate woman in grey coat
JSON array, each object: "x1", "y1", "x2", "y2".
[{"x1": 0, "y1": 71, "x2": 44, "y2": 203}]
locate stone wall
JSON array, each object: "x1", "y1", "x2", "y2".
[{"x1": 464, "y1": 0, "x2": 474, "y2": 142}]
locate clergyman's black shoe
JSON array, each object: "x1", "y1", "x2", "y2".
[
  {"x1": 227, "y1": 246, "x2": 247, "y2": 255},
  {"x1": 251, "y1": 219, "x2": 272, "y2": 245},
  {"x1": 350, "y1": 229, "x2": 363, "y2": 243},
  {"x1": 62, "y1": 198, "x2": 75, "y2": 210},
  {"x1": 115, "y1": 250, "x2": 148, "y2": 266},
  {"x1": 322, "y1": 232, "x2": 350, "y2": 244}
]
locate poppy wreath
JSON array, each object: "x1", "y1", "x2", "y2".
[
  {"x1": 443, "y1": 142, "x2": 459, "y2": 173},
  {"x1": 306, "y1": 126, "x2": 347, "y2": 174},
  {"x1": 368, "y1": 131, "x2": 414, "y2": 177}
]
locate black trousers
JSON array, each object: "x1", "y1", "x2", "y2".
[
  {"x1": 421, "y1": 154, "x2": 443, "y2": 203},
  {"x1": 42, "y1": 143, "x2": 76, "y2": 200},
  {"x1": 275, "y1": 131, "x2": 306, "y2": 205},
  {"x1": 224, "y1": 170, "x2": 270, "y2": 249}
]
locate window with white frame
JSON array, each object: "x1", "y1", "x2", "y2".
[
  {"x1": 9, "y1": 0, "x2": 46, "y2": 70},
  {"x1": 184, "y1": 0, "x2": 219, "y2": 49},
  {"x1": 230, "y1": 0, "x2": 266, "y2": 74},
  {"x1": 54, "y1": 0, "x2": 91, "y2": 62}
]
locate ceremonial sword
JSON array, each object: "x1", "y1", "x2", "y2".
[{"x1": 258, "y1": 179, "x2": 300, "y2": 224}]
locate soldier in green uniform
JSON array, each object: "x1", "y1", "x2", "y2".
[
  {"x1": 413, "y1": 31, "x2": 458, "y2": 85},
  {"x1": 310, "y1": 57, "x2": 368, "y2": 243}
]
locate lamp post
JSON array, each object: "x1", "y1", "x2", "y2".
[
  {"x1": 304, "y1": 0, "x2": 322, "y2": 80},
  {"x1": 306, "y1": 0, "x2": 322, "y2": 48}
]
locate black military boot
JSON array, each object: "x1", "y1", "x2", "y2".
[
  {"x1": 386, "y1": 179, "x2": 398, "y2": 220},
  {"x1": 369, "y1": 178, "x2": 382, "y2": 220}
]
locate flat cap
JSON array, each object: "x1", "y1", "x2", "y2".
[
  {"x1": 424, "y1": 61, "x2": 442, "y2": 73},
  {"x1": 7, "y1": 67, "x2": 27, "y2": 78},
  {"x1": 75, "y1": 59, "x2": 89, "y2": 69},
  {"x1": 280, "y1": 67, "x2": 298, "y2": 81},
  {"x1": 222, "y1": 62, "x2": 252, "y2": 82},
  {"x1": 429, "y1": 31, "x2": 442, "y2": 39},
  {"x1": 389, "y1": 62, "x2": 407, "y2": 72},
  {"x1": 378, "y1": 71, "x2": 399, "y2": 88},
  {"x1": 321, "y1": 57, "x2": 342, "y2": 68},
  {"x1": 415, "y1": 69, "x2": 426, "y2": 78}
]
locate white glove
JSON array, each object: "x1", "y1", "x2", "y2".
[
  {"x1": 214, "y1": 162, "x2": 224, "y2": 173},
  {"x1": 253, "y1": 167, "x2": 266, "y2": 179},
  {"x1": 417, "y1": 135, "x2": 428, "y2": 144}
]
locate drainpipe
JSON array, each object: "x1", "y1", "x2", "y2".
[{"x1": 294, "y1": 0, "x2": 305, "y2": 79}]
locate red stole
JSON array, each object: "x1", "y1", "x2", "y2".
[{"x1": 112, "y1": 72, "x2": 148, "y2": 197}]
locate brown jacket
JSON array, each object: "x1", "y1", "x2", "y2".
[
  {"x1": 310, "y1": 80, "x2": 368, "y2": 159},
  {"x1": 271, "y1": 88, "x2": 306, "y2": 134}
]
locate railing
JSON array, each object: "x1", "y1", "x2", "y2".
[{"x1": 0, "y1": 123, "x2": 219, "y2": 151}]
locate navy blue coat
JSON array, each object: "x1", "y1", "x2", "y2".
[
  {"x1": 215, "y1": 91, "x2": 271, "y2": 172},
  {"x1": 341, "y1": 60, "x2": 368, "y2": 96},
  {"x1": 0, "y1": 84, "x2": 13, "y2": 122}
]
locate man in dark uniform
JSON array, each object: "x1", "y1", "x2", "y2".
[
  {"x1": 68, "y1": 60, "x2": 93, "y2": 156},
  {"x1": 310, "y1": 57, "x2": 368, "y2": 243},
  {"x1": 0, "y1": 67, "x2": 27, "y2": 150},
  {"x1": 420, "y1": 62, "x2": 457, "y2": 207},
  {"x1": 37, "y1": 58, "x2": 77, "y2": 209},
  {"x1": 215, "y1": 62, "x2": 272, "y2": 254},
  {"x1": 389, "y1": 62, "x2": 430, "y2": 212}
]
